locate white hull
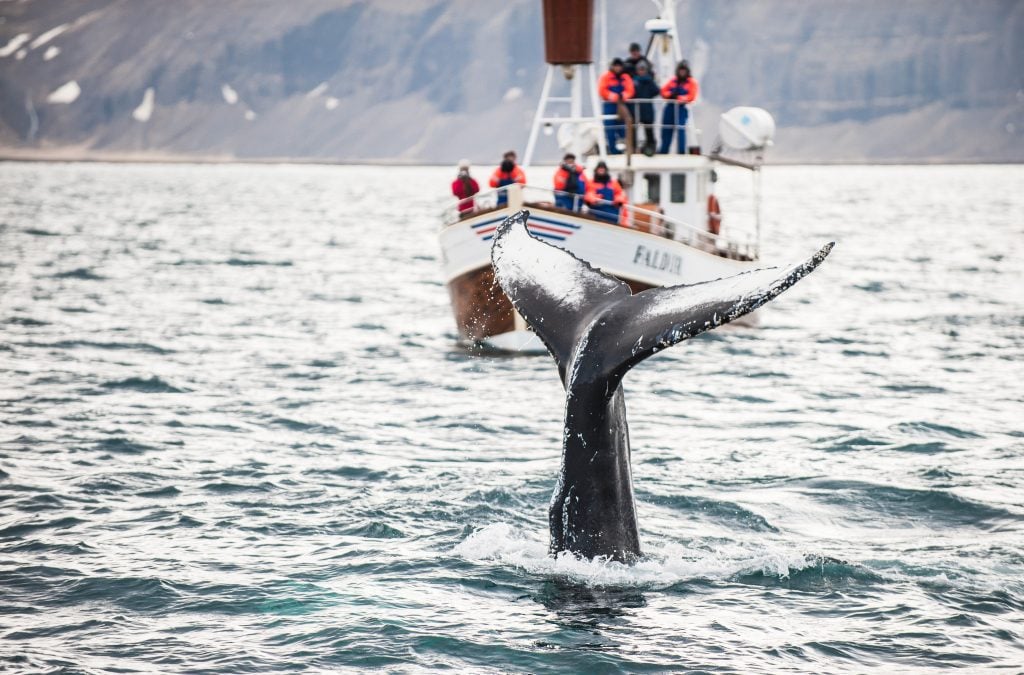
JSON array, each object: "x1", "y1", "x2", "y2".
[
  {"x1": 440, "y1": 206, "x2": 754, "y2": 288},
  {"x1": 440, "y1": 202, "x2": 759, "y2": 352}
]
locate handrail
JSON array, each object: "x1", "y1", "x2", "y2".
[
  {"x1": 441, "y1": 184, "x2": 757, "y2": 260},
  {"x1": 531, "y1": 94, "x2": 703, "y2": 158}
]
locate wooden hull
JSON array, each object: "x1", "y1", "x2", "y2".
[{"x1": 446, "y1": 264, "x2": 653, "y2": 345}]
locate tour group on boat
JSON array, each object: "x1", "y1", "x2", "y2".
[{"x1": 439, "y1": 0, "x2": 777, "y2": 353}]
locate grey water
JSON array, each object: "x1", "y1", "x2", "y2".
[{"x1": 0, "y1": 161, "x2": 1022, "y2": 673}]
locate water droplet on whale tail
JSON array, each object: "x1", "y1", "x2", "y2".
[{"x1": 490, "y1": 209, "x2": 833, "y2": 389}]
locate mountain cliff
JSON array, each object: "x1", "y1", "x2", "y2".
[{"x1": 1, "y1": 0, "x2": 1021, "y2": 163}]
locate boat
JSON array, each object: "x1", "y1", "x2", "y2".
[{"x1": 438, "y1": 0, "x2": 777, "y2": 353}]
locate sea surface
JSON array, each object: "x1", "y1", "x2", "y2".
[{"x1": 0, "y1": 162, "x2": 1022, "y2": 673}]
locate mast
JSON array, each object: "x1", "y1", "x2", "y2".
[{"x1": 524, "y1": 0, "x2": 604, "y2": 167}]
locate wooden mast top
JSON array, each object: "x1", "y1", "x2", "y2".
[{"x1": 541, "y1": 0, "x2": 593, "y2": 64}]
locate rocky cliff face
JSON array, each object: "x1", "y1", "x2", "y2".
[{"x1": 1, "y1": 0, "x2": 1021, "y2": 163}]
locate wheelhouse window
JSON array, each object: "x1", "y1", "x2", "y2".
[
  {"x1": 642, "y1": 173, "x2": 661, "y2": 204},
  {"x1": 670, "y1": 173, "x2": 687, "y2": 203}
]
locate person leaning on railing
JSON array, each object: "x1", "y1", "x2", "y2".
[
  {"x1": 585, "y1": 161, "x2": 627, "y2": 224},
  {"x1": 489, "y1": 150, "x2": 526, "y2": 207},
  {"x1": 597, "y1": 58, "x2": 635, "y2": 155},
  {"x1": 630, "y1": 61, "x2": 659, "y2": 156},
  {"x1": 659, "y1": 60, "x2": 699, "y2": 154},
  {"x1": 451, "y1": 159, "x2": 479, "y2": 216},
  {"x1": 553, "y1": 153, "x2": 587, "y2": 212}
]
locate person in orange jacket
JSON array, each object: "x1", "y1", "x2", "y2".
[
  {"x1": 659, "y1": 60, "x2": 699, "y2": 154},
  {"x1": 597, "y1": 58, "x2": 635, "y2": 154},
  {"x1": 585, "y1": 161, "x2": 626, "y2": 223},
  {"x1": 489, "y1": 150, "x2": 526, "y2": 206},
  {"x1": 552, "y1": 153, "x2": 587, "y2": 211}
]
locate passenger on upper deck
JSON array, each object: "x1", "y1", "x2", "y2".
[
  {"x1": 489, "y1": 151, "x2": 526, "y2": 207},
  {"x1": 585, "y1": 161, "x2": 627, "y2": 224},
  {"x1": 451, "y1": 159, "x2": 479, "y2": 215},
  {"x1": 553, "y1": 153, "x2": 587, "y2": 212},
  {"x1": 659, "y1": 61, "x2": 700, "y2": 155},
  {"x1": 630, "y1": 61, "x2": 659, "y2": 156},
  {"x1": 623, "y1": 42, "x2": 652, "y2": 79},
  {"x1": 597, "y1": 59, "x2": 635, "y2": 155}
]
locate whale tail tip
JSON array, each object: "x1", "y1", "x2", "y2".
[{"x1": 491, "y1": 209, "x2": 832, "y2": 388}]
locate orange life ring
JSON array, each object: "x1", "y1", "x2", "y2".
[{"x1": 707, "y1": 194, "x2": 722, "y2": 235}]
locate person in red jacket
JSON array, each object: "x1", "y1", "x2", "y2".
[
  {"x1": 552, "y1": 153, "x2": 587, "y2": 211},
  {"x1": 585, "y1": 161, "x2": 627, "y2": 223},
  {"x1": 597, "y1": 58, "x2": 635, "y2": 154},
  {"x1": 489, "y1": 150, "x2": 526, "y2": 207},
  {"x1": 659, "y1": 60, "x2": 700, "y2": 154},
  {"x1": 451, "y1": 159, "x2": 479, "y2": 215}
]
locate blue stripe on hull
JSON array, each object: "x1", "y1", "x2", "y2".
[{"x1": 528, "y1": 229, "x2": 567, "y2": 241}]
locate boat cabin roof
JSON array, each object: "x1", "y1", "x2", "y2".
[{"x1": 586, "y1": 153, "x2": 714, "y2": 174}]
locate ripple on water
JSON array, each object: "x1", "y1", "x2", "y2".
[
  {"x1": 803, "y1": 479, "x2": 1024, "y2": 530},
  {"x1": 50, "y1": 267, "x2": 106, "y2": 280},
  {"x1": 88, "y1": 438, "x2": 158, "y2": 455},
  {"x1": 1, "y1": 164, "x2": 1022, "y2": 672},
  {"x1": 101, "y1": 376, "x2": 189, "y2": 393}
]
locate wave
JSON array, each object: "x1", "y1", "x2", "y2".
[
  {"x1": 92, "y1": 437, "x2": 157, "y2": 454},
  {"x1": 453, "y1": 523, "x2": 848, "y2": 588},
  {"x1": 803, "y1": 479, "x2": 1024, "y2": 529},
  {"x1": 101, "y1": 376, "x2": 187, "y2": 394},
  {"x1": 51, "y1": 267, "x2": 105, "y2": 280},
  {"x1": 225, "y1": 258, "x2": 293, "y2": 266},
  {"x1": 893, "y1": 421, "x2": 983, "y2": 439},
  {"x1": 2, "y1": 316, "x2": 49, "y2": 327},
  {"x1": 20, "y1": 339, "x2": 175, "y2": 355}
]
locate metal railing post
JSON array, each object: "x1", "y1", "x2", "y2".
[{"x1": 523, "y1": 65, "x2": 555, "y2": 168}]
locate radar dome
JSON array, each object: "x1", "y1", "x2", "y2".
[
  {"x1": 557, "y1": 122, "x2": 600, "y2": 158},
  {"x1": 719, "y1": 107, "x2": 776, "y2": 151}
]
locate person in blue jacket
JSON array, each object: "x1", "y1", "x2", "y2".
[{"x1": 630, "y1": 61, "x2": 660, "y2": 156}]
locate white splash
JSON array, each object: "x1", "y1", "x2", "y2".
[
  {"x1": 455, "y1": 523, "x2": 818, "y2": 588},
  {"x1": 306, "y1": 82, "x2": 327, "y2": 98},
  {"x1": 47, "y1": 80, "x2": 80, "y2": 104},
  {"x1": 244, "y1": 110, "x2": 256, "y2": 121},
  {"x1": 0, "y1": 33, "x2": 30, "y2": 58},
  {"x1": 221, "y1": 83, "x2": 238, "y2": 105},
  {"x1": 29, "y1": 23, "x2": 68, "y2": 49},
  {"x1": 43, "y1": 46, "x2": 59, "y2": 60},
  {"x1": 132, "y1": 87, "x2": 154, "y2": 122},
  {"x1": 15, "y1": 48, "x2": 25, "y2": 60},
  {"x1": 325, "y1": 97, "x2": 339, "y2": 111},
  {"x1": 503, "y1": 87, "x2": 523, "y2": 102}
]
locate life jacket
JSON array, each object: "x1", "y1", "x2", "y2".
[
  {"x1": 598, "y1": 71, "x2": 635, "y2": 102},
  {"x1": 554, "y1": 164, "x2": 586, "y2": 194},
  {"x1": 586, "y1": 176, "x2": 624, "y2": 208},
  {"x1": 660, "y1": 75, "x2": 699, "y2": 104},
  {"x1": 489, "y1": 165, "x2": 526, "y2": 188}
]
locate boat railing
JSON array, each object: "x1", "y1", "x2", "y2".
[
  {"x1": 442, "y1": 184, "x2": 756, "y2": 260},
  {"x1": 597, "y1": 97, "x2": 701, "y2": 155}
]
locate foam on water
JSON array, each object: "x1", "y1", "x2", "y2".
[{"x1": 455, "y1": 522, "x2": 823, "y2": 587}]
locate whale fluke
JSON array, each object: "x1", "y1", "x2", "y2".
[{"x1": 490, "y1": 210, "x2": 832, "y2": 561}]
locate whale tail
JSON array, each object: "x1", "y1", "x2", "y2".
[{"x1": 491, "y1": 210, "x2": 833, "y2": 390}]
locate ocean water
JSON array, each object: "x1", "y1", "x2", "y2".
[{"x1": 0, "y1": 161, "x2": 1022, "y2": 673}]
